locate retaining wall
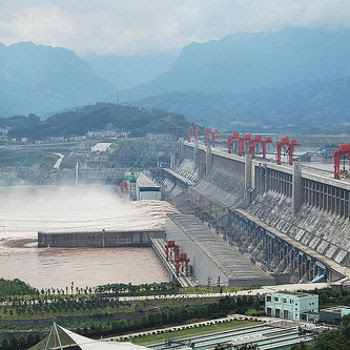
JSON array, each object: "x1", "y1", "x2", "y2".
[{"x1": 38, "y1": 229, "x2": 165, "y2": 248}]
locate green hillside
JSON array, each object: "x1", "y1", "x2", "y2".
[{"x1": 3, "y1": 103, "x2": 191, "y2": 139}]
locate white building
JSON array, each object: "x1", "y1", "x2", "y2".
[{"x1": 265, "y1": 292, "x2": 319, "y2": 322}]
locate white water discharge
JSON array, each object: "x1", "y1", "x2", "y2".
[{"x1": 0, "y1": 185, "x2": 178, "y2": 289}]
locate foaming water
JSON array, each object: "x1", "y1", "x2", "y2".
[{"x1": 0, "y1": 185, "x2": 176, "y2": 288}]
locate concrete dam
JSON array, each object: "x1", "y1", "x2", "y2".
[
  {"x1": 36, "y1": 137, "x2": 350, "y2": 288},
  {"x1": 153, "y1": 139, "x2": 350, "y2": 287}
]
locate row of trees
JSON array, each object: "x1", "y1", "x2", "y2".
[
  {"x1": 0, "y1": 280, "x2": 181, "y2": 302},
  {"x1": 1, "y1": 295, "x2": 130, "y2": 318}
]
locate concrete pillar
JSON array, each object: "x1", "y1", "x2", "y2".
[
  {"x1": 264, "y1": 164, "x2": 268, "y2": 193},
  {"x1": 245, "y1": 153, "x2": 252, "y2": 189},
  {"x1": 206, "y1": 144, "x2": 212, "y2": 176},
  {"x1": 179, "y1": 138, "x2": 184, "y2": 163},
  {"x1": 245, "y1": 153, "x2": 252, "y2": 204},
  {"x1": 194, "y1": 140, "x2": 200, "y2": 169},
  {"x1": 170, "y1": 153, "x2": 175, "y2": 168},
  {"x1": 292, "y1": 163, "x2": 302, "y2": 217}
]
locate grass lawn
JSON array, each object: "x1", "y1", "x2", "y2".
[{"x1": 132, "y1": 320, "x2": 260, "y2": 346}]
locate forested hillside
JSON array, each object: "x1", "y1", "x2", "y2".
[{"x1": 2, "y1": 103, "x2": 190, "y2": 139}]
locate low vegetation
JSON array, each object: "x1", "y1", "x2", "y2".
[
  {"x1": 0, "y1": 148, "x2": 56, "y2": 168},
  {"x1": 0, "y1": 278, "x2": 36, "y2": 297},
  {"x1": 2, "y1": 279, "x2": 350, "y2": 350},
  {"x1": 132, "y1": 319, "x2": 258, "y2": 345}
]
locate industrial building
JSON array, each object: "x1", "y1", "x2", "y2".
[
  {"x1": 265, "y1": 292, "x2": 319, "y2": 322},
  {"x1": 165, "y1": 213, "x2": 273, "y2": 286},
  {"x1": 320, "y1": 306, "x2": 350, "y2": 324},
  {"x1": 136, "y1": 173, "x2": 161, "y2": 200}
]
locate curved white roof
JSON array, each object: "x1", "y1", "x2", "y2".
[
  {"x1": 27, "y1": 324, "x2": 147, "y2": 350},
  {"x1": 60, "y1": 326, "x2": 147, "y2": 350}
]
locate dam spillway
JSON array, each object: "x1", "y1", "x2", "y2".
[{"x1": 38, "y1": 228, "x2": 165, "y2": 248}]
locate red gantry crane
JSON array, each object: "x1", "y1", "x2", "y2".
[
  {"x1": 120, "y1": 180, "x2": 129, "y2": 195},
  {"x1": 238, "y1": 134, "x2": 251, "y2": 156},
  {"x1": 211, "y1": 129, "x2": 219, "y2": 147},
  {"x1": 194, "y1": 126, "x2": 201, "y2": 141},
  {"x1": 165, "y1": 240, "x2": 179, "y2": 261},
  {"x1": 333, "y1": 144, "x2": 350, "y2": 179},
  {"x1": 276, "y1": 137, "x2": 300, "y2": 165},
  {"x1": 261, "y1": 136, "x2": 273, "y2": 159},
  {"x1": 188, "y1": 126, "x2": 194, "y2": 142},
  {"x1": 204, "y1": 128, "x2": 219, "y2": 147},
  {"x1": 204, "y1": 128, "x2": 211, "y2": 146},
  {"x1": 227, "y1": 132, "x2": 240, "y2": 153},
  {"x1": 249, "y1": 135, "x2": 273, "y2": 159},
  {"x1": 176, "y1": 252, "x2": 190, "y2": 277}
]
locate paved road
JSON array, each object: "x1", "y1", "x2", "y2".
[
  {"x1": 53, "y1": 152, "x2": 64, "y2": 169},
  {"x1": 117, "y1": 282, "x2": 328, "y2": 302}
]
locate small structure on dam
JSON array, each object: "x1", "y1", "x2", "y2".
[
  {"x1": 165, "y1": 213, "x2": 274, "y2": 286},
  {"x1": 38, "y1": 228, "x2": 164, "y2": 248},
  {"x1": 136, "y1": 173, "x2": 161, "y2": 200}
]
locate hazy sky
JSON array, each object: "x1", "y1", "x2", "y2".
[{"x1": 1, "y1": 0, "x2": 350, "y2": 55}]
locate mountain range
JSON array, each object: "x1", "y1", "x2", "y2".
[
  {"x1": 120, "y1": 27, "x2": 350, "y2": 102},
  {"x1": 0, "y1": 42, "x2": 115, "y2": 117},
  {"x1": 1, "y1": 27, "x2": 350, "y2": 132}
]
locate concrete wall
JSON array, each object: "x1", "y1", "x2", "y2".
[
  {"x1": 165, "y1": 216, "x2": 230, "y2": 286},
  {"x1": 38, "y1": 229, "x2": 164, "y2": 248}
]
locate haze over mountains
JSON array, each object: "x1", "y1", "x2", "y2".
[
  {"x1": 85, "y1": 51, "x2": 178, "y2": 90},
  {"x1": 1, "y1": 27, "x2": 350, "y2": 131},
  {"x1": 129, "y1": 75, "x2": 350, "y2": 132},
  {"x1": 0, "y1": 42, "x2": 115, "y2": 117},
  {"x1": 120, "y1": 27, "x2": 350, "y2": 101}
]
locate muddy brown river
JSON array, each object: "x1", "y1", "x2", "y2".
[{"x1": 0, "y1": 185, "x2": 175, "y2": 289}]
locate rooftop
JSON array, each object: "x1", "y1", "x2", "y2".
[
  {"x1": 91, "y1": 142, "x2": 112, "y2": 152},
  {"x1": 321, "y1": 306, "x2": 350, "y2": 313},
  {"x1": 270, "y1": 291, "x2": 315, "y2": 297},
  {"x1": 137, "y1": 173, "x2": 160, "y2": 188}
]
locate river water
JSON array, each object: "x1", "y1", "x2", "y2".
[{"x1": 0, "y1": 185, "x2": 176, "y2": 289}]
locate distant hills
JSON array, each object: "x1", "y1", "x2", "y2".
[
  {"x1": 0, "y1": 42, "x2": 115, "y2": 117},
  {"x1": 128, "y1": 75, "x2": 350, "y2": 132},
  {"x1": 85, "y1": 51, "x2": 178, "y2": 90},
  {"x1": 4, "y1": 103, "x2": 191, "y2": 139},
  {"x1": 120, "y1": 27, "x2": 350, "y2": 102}
]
